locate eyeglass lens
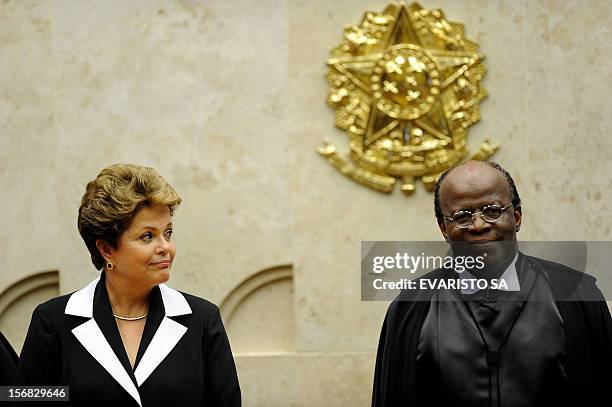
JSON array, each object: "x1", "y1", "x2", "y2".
[{"x1": 452, "y1": 206, "x2": 505, "y2": 227}]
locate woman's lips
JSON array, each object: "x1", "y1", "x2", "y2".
[{"x1": 150, "y1": 260, "x2": 171, "y2": 268}]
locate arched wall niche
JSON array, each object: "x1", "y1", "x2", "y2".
[
  {"x1": 220, "y1": 265, "x2": 295, "y2": 354},
  {"x1": 0, "y1": 270, "x2": 60, "y2": 353}
]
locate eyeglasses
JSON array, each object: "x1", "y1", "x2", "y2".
[{"x1": 443, "y1": 203, "x2": 514, "y2": 229}]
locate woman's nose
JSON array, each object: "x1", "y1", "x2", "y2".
[{"x1": 156, "y1": 237, "x2": 170, "y2": 253}]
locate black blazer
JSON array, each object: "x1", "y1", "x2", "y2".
[
  {"x1": 15, "y1": 273, "x2": 241, "y2": 406},
  {"x1": 0, "y1": 330, "x2": 18, "y2": 385}
]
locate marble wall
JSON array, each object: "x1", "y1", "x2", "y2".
[{"x1": 1, "y1": 0, "x2": 611, "y2": 405}]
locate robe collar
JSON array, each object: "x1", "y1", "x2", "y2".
[
  {"x1": 459, "y1": 252, "x2": 521, "y2": 294},
  {"x1": 64, "y1": 273, "x2": 191, "y2": 406}
]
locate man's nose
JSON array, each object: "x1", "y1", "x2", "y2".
[{"x1": 469, "y1": 212, "x2": 491, "y2": 232}]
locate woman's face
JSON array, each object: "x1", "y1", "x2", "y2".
[{"x1": 105, "y1": 205, "x2": 176, "y2": 289}]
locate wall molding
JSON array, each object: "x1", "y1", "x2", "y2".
[
  {"x1": 220, "y1": 264, "x2": 292, "y2": 323},
  {"x1": 0, "y1": 270, "x2": 59, "y2": 317}
]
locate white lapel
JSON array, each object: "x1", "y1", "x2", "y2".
[
  {"x1": 72, "y1": 319, "x2": 142, "y2": 406},
  {"x1": 64, "y1": 277, "x2": 98, "y2": 318},
  {"x1": 134, "y1": 317, "x2": 187, "y2": 386},
  {"x1": 66, "y1": 277, "x2": 142, "y2": 406},
  {"x1": 134, "y1": 283, "x2": 191, "y2": 386},
  {"x1": 65, "y1": 278, "x2": 192, "y2": 404}
]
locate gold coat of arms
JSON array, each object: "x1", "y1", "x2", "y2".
[{"x1": 318, "y1": 2, "x2": 498, "y2": 195}]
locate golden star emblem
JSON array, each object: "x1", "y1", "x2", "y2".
[{"x1": 319, "y1": 2, "x2": 498, "y2": 195}]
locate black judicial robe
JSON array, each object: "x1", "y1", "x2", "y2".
[
  {"x1": 0, "y1": 331, "x2": 18, "y2": 385},
  {"x1": 15, "y1": 274, "x2": 241, "y2": 406},
  {"x1": 371, "y1": 254, "x2": 612, "y2": 407}
]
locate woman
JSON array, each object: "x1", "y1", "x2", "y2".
[{"x1": 15, "y1": 164, "x2": 241, "y2": 406}]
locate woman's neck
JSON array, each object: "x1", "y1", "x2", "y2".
[{"x1": 105, "y1": 275, "x2": 150, "y2": 317}]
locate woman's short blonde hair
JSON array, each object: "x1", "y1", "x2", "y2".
[{"x1": 78, "y1": 163, "x2": 182, "y2": 270}]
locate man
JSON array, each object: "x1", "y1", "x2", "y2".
[
  {"x1": 372, "y1": 161, "x2": 612, "y2": 407},
  {"x1": 0, "y1": 330, "x2": 18, "y2": 385}
]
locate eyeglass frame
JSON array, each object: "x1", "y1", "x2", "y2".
[{"x1": 442, "y1": 203, "x2": 515, "y2": 229}]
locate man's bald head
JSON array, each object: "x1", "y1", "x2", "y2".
[{"x1": 433, "y1": 161, "x2": 521, "y2": 221}]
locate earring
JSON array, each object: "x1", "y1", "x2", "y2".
[
  {"x1": 106, "y1": 262, "x2": 114, "y2": 270},
  {"x1": 515, "y1": 226, "x2": 520, "y2": 232}
]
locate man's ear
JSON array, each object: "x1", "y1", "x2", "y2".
[
  {"x1": 514, "y1": 205, "x2": 522, "y2": 232},
  {"x1": 438, "y1": 219, "x2": 449, "y2": 242},
  {"x1": 95, "y1": 239, "x2": 115, "y2": 263}
]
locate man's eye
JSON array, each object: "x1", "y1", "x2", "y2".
[
  {"x1": 483, "y1": 207, "x2": 502, "y2": 218},
  {"x1": 453, "y1": 212, "x2": 472, "y2": 222}
]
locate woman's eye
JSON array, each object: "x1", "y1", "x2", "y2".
[
  {"x1": 164, "y1": 230, "x2": 173, "y2": 239},
  {"x1": 141, "y1": 232, "x2": 153, "y2": 241}
]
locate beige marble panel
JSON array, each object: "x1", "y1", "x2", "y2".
[
  {"x1": 1, "y1": 0, "x2": 612, "y2": 405},
  {"x1": 47, "y1": 0, "x2": 293, "y2": 303},
  {"x1": 235, "y1": 353, "x2": 297, "y2": 407},
  {"x1": 519, "y1": 0, "x2": 612, "y2": 241},
  {"x1": 287, "y1": 0, "x2": 529, "y2": 352},
  {"x1": 296, "y1": 352, "x2": 375, "y2": 407},
  {"x1": 235, "y1": 351, "x2": 375, "y2": 407},
  {"x1": 0, "y1": 0, "x2": 59, "y2": 290}
]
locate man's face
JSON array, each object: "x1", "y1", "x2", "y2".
[{"x1": 437, "y1": 162, "x2": 522, "y2": 273}]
